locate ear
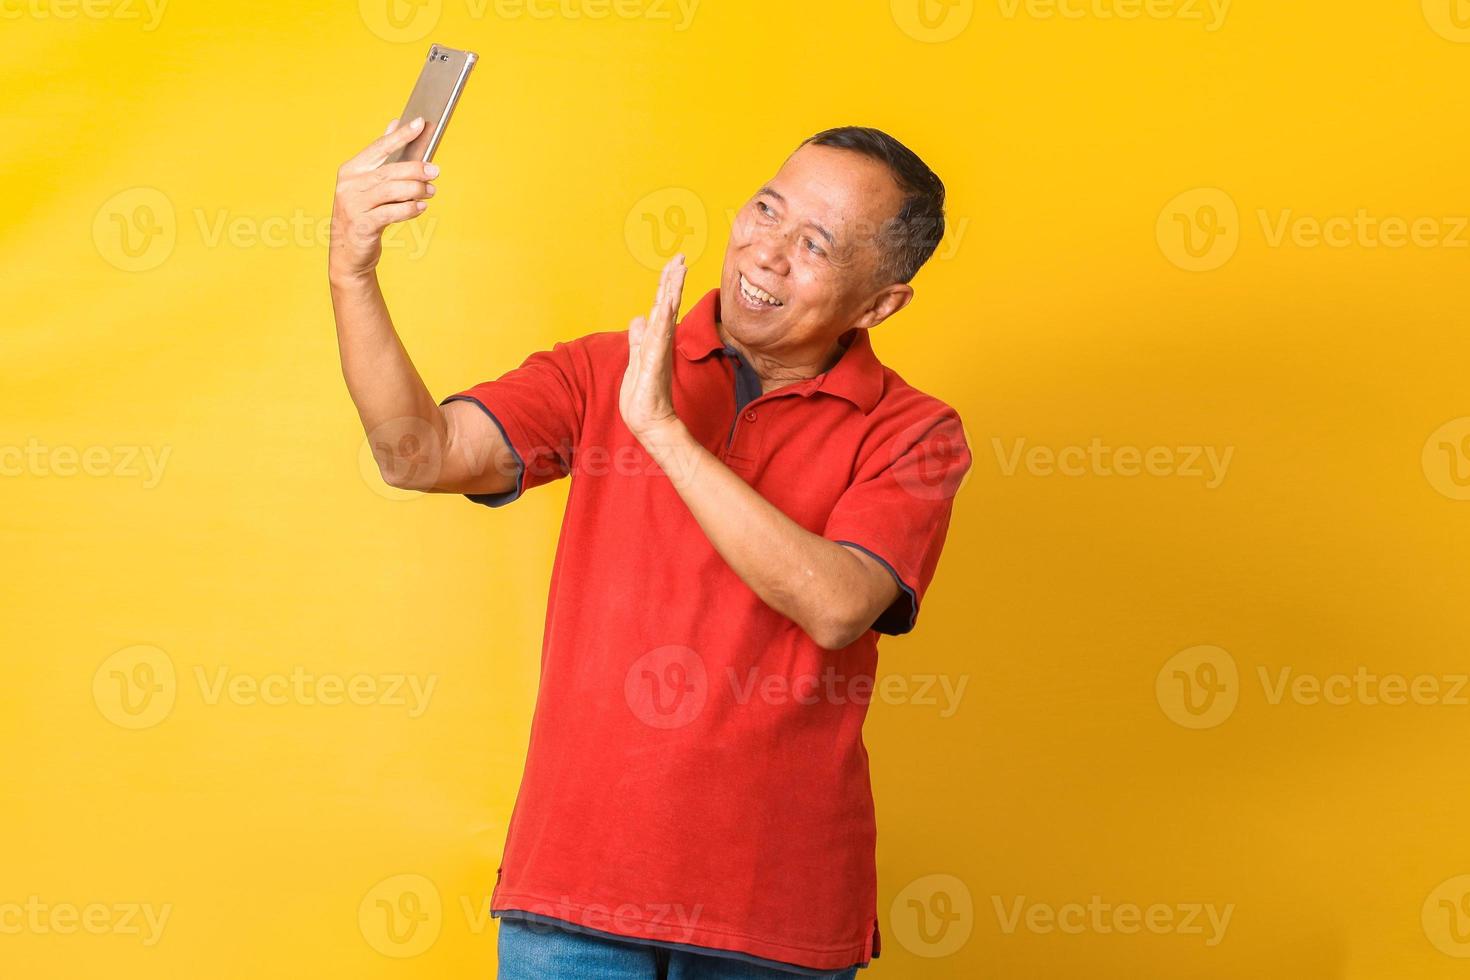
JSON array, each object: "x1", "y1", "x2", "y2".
[{"x1": 854, "y1": 283, "x2": 915, "y2": 331}]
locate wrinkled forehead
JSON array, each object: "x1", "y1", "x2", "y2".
[{"x1": 764, "y1": 144, "x2": 905, "y2": 242}]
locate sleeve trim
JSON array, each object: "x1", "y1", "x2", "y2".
[
  {"x1": 834, "y1": 539, "x2": 918, "y2": 637},
  {"x1": 440, "y1": 394, "x2": 526, "y2": 508}
]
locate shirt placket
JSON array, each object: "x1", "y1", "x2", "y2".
[
  {"x1": 717, "y1": 346, "x2": 813, "y2": 472},
  {"x1": 716, "y1": 347, "x2": 756, "y2": 471}
]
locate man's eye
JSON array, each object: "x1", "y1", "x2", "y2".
[
  {"x1": 804, "y1": 237, "x2": 825, "y2": 256},
  {"x1": 756, "y1": 201, "x2": 773, "y2": 217}
]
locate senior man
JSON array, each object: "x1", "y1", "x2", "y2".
[{"x1": 329, "y1": 120, "x2": 972, "y2": 978}]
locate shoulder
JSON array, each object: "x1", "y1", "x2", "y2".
[
  {"x1": 548, "y1": 328, "x2": 627, "y2": 361},
  {"x1": 836, "y1": 364, "x2": 973, "y2": 489},
  {"x1": 869, "y1": 364, "x2": 968, "y2": 443},
  {"x1": 523, "y1": 329, "x2": 629, "y2": 383}
]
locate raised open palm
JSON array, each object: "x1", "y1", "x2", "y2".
[{"x1": 619, "y1": 254, "x2": 688, "y2": 442}]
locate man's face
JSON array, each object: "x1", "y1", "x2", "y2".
[{"x1": 718, "y1": 143, "x2": 911, "y2": 355}]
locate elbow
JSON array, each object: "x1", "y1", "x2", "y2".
[
  {"x1": 368, "y1": 413, "x2": 454, "y2": 493},
  {"x1": 379, "y1": 467, "x2": 425, "y2": 492},
  {"x1": 805, "y1": 608, "x2": 868, "y2": 652},
  {"x1": 373, "y1": 447, "x2": 439, "y2": 493}
]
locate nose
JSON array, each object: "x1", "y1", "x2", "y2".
[{"x1": 748, "y1": 222, "x2": 792, "y2": 277}]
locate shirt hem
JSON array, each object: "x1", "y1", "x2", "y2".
[{"x1": 490, "y1": 889, "x2": 875, "y2": 973}]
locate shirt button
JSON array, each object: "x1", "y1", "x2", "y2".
[{"x1": 744, "y1": 409, "x2": 758, "y2": 422}]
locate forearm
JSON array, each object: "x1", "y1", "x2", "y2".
[
  {"x1": 643, "y1": 422, "x2": 871, "y2": 649},
  {"x1": 330, "y1": 273, "x2": 443, "y2": 439},
  {"x1": 331, "y1": 273, "x2": 497, "y2": 493}
]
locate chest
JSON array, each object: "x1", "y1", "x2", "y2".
[{"x1": 580, "y1": 355, "x2": 868, "y2": 532}]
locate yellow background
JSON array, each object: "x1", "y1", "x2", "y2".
[{"x1": 3, "y1": 0, "x2": 1469, "y2": 976}]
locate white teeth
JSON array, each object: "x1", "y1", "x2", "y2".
[{"x1": 739, "y1": 273, "x2": 781, "y2": 307}]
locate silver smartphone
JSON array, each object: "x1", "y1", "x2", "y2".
[{"x1": 385, "y1": 43, "x2": 478, "y2": 165}]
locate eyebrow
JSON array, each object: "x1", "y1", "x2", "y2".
[{"x1": 756, "y1": 186, "x2": 837, "y2": 249}]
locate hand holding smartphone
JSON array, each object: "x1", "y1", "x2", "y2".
[{"x1": 328, "y1": 43, "x2": 477, "y2": 285}]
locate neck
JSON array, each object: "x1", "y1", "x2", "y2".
[{"x1": 715, "y1": 323, "x2": 854, "y2": 395}]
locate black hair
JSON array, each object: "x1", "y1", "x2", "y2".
[{"x1": 799, "y1": 126, "x2": 947, "y2": 285}]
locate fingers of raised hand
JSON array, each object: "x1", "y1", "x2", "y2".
[
  {"x1": 363, "y1": 200, "x2": 429, "y2": 229},
  {"x1": 337, "y1": 160, "x2": 439, "y2": 204},
  {"x1": 667, "y1": 256, "x2": 687, "y2": 314},
  {"x1": 377, "y1": 160, "x2": 440, "y2": 181},
  {"x1": 650, "y1": 254, "x2": 686, "y2": 324},
  {"x1": 650, "y1": 264, "x2": 670, "y2": 321},
  {"x1": 344, "y1": 117, "x2": 425, "y2": 176},
  {"x1": 361, "y1": 178, "x2": 436, "y2": 208}
]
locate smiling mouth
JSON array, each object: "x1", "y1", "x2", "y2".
[{"x1": 738, "y1": 271, "x2": 783, "y2": 308}]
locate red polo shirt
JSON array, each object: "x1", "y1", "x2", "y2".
[{"x1": 442, "y1": 287, "x2": 971, "y2": 972}]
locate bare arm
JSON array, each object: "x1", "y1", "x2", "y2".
[
  {"x1": 328, "y1": 117, "x2": 515, "y2": 495},
  {"x1": 647, "y1": 427, "x2": 900, "y2": 650},
  {"x1": 620, "y1": 258, "x2": 900, "y2": 650}
]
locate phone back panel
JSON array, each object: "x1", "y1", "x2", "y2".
[{"x1": 386, "y1": 43, "x2": 477, "y2": 164}]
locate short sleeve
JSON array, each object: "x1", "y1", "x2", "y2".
[
  {"x1": 439, "y1": 335, "x2": 595, "y2": 508},
  {"x1": 823, "y1": 410, "x2": 972, "y2": 636}
]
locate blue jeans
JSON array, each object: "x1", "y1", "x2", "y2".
[{"x1": 496, "y1": 916, "x2": 860, "y2": 980}]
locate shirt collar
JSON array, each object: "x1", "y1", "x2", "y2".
[{"x1": 675, "y1": 287, "x2": 885, "y2": 414}]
